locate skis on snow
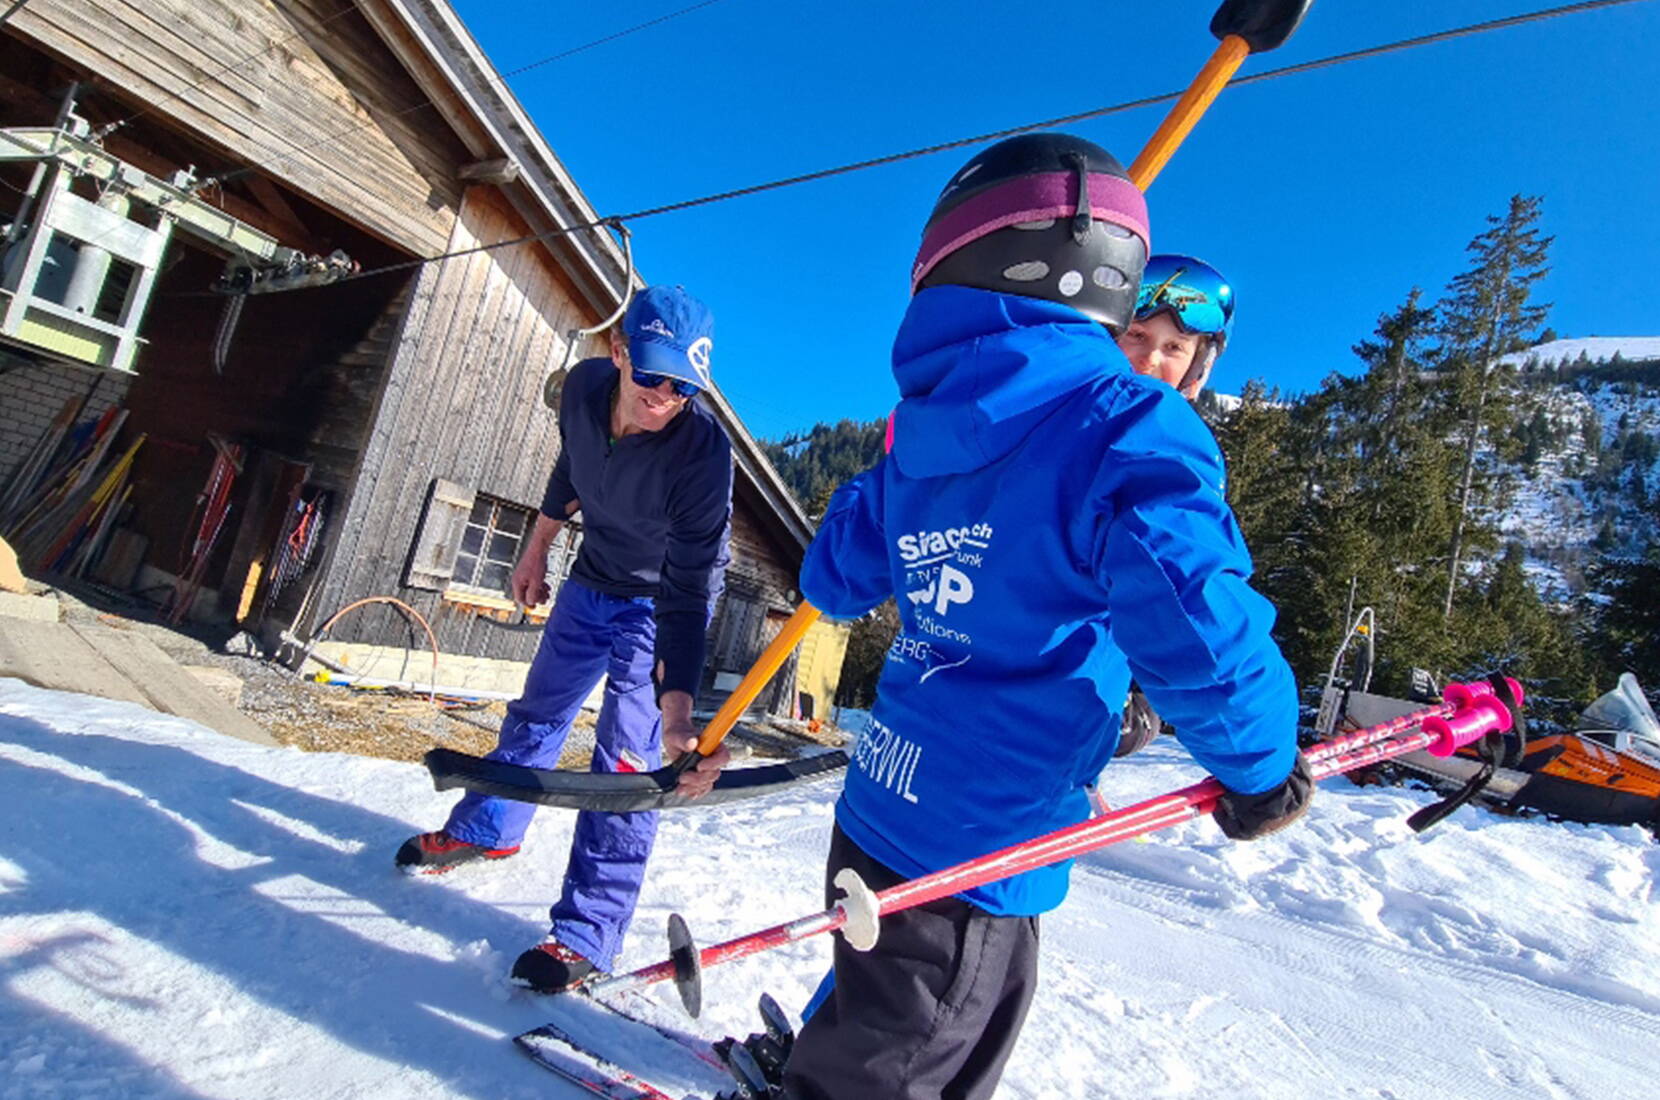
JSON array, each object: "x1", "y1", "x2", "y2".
[{"x1": 515, "y1": 987, "x2": 795, "y2": 1100}]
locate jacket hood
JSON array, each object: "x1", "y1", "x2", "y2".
[{"x1": 890, "y1": 286, "x2": 1126, "y2": 478}]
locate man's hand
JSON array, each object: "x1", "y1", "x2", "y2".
[
  {"x1": 1211, "y1": 751, "x2": 1314, "y2": 841},
  {"x1": 510, "y1": 513, "x2": 568, "y2": 607},
  {"x1": 510, "y1": 548, "x2": 551, "y2": 607},
  {"x1": 660, "y1": 690, "x2": 729, "y2": 798}
]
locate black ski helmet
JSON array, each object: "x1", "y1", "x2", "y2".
[{"x1": 912, "y1": 132, "x2": 1150, "y2": 334}]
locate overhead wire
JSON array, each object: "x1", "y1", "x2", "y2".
[{"x1": 339, "y1": 0, "x2": 1655, "y2": 285}]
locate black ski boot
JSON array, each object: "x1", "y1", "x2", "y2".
[
  {"x1": 758, "y1": 992, "x2": 795, "y2": 1052},
  {"x1": 713, "y1": 993, "x2": 795, "y2": 1098},
  {"x1": 713, "y1": 1039, "x2": 778, "y2": 1099}
]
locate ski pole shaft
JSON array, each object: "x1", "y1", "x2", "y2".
[{"x1": 589, "y1": 686, "x2": 1511, "y2": 1001}]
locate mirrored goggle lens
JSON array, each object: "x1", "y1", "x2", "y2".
[
  {"x1": 1135, "y1": 271, "x2": 1231, "y2": 336},
  {"x1": 631, "y1": 368, "x2": 700, "y2": 397}
]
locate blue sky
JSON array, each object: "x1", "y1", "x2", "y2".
[{"x1": 449, "y1": 0, "x2": 1660, "y2": 441}]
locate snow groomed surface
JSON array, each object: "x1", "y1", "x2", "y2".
[{"x1": 1, "y1": 677, "x2": 1657, "y2": 1098}]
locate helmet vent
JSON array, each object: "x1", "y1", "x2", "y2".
[
  {"x1": 1097, "y1": 223, "x2": 1136, "y2": 239},
  {"x1": 1011, "y1": 218, "x2": 1057, "y2": 231},
  {"x1": 1002, "y1": 261, "x2": 1050, "y2": 282},
  {"x1": 1092, "y1": 265, "x2": 1129, "y2": 290}
]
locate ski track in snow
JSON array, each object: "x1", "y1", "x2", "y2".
[{"x1": 1, "y1": 679, "x2": 1657, "y2": 1099}]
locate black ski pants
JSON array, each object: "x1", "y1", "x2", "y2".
[{"x1": 781, "y1": 825, "x2": 1040, "y2": 1100}]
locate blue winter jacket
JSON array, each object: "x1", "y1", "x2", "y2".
[{"x1": 800, "y1": 286, "x2": 1299, "y2": 916}]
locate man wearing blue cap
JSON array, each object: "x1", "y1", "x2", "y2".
[{"x1": 397, "y1": 285, "x2": 734, "y2": 992}]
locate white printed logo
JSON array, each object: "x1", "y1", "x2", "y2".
[
  {"x1": 896, "y1": 522, "x2": 992, "y2": 566},
  {"x1": 905, "y1": 563, "x2": 975, "y2": 616},
  {"x1": 888, "y1": 634, "x2": 971, "y2": 683},
  {"x1": 853, "y1": 717, "x2": 922, "y2": 804},
  {"x1": 640, "y1": 317, "x2": 676, "y2": 339},
  {"x1": 686, "y1": 336, "x2": 713, "y2": 386},
  {"x1": 898, "y1": 518, "x2": 992, "y2": 648}
]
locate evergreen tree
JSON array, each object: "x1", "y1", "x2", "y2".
[
  {"x1": 1437, "y1": 196, "x2": 1553, "y2": 620},
  {"x1": 1583, "y1": 537, "x2": 1660, "y2": 692},
  {"x1": 834, "y1": 600, "x2": 899, "y2": 709},
  {"x1": 763, "y1": 418, "x2": 888, "y2": 518},
  {"x1": 1459, "y1": 544, "x2": 1593, "y2": 723},
  {"x1": 763, "y1": 417, "x2": 897, "y2": 706}
]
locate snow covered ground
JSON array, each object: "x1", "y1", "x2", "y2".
[{"x1": 2, "y1": 677, "x2": 1657, "y2": 1099}]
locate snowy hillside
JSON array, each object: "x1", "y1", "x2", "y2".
[
  {"x1": 2, "y1": 677, "x2": 1657, "y2": 1099},
  {"x1": 1479, "y1": 346, "x2": 1660, "y2": 598},
  {"x1": 1501, "y1": 336, "x2": 1660, "y2": 370}
]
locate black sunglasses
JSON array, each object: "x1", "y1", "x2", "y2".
[{"x1": 630, "y1": 367, "x2": 700, "y2": 397}]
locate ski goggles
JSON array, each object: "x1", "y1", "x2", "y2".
[
  {"x1": 1134, "y1": 255, "x2": 1234, "y2": 339},
  {"x1": 630, "y1": 367, "x2": 702, "y2": 397}
]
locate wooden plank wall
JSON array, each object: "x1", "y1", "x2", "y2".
[
  {"x1": 311, "y1": 184, "x2": 810, "y2": 681},
  {"x1": 726, "y1": 493, "x2": 800, "y2": 615},
  {"x1": 313, "y1": 183, "x2": 596, "y2": 660},
  {"x1": 7, "y1": 0, "x2": 465, "y2": 255}
]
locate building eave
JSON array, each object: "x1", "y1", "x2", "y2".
[{"x1": 364, "y1": 0, "x2": 813, "y2": 557}]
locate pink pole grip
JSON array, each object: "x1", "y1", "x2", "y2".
[
  {"x1": 1442, "y1": 677, "x2": 1526, "y2": 710},
  {"x1": 1422, "y1": 696, "x2": 1513, "y2": 758}
]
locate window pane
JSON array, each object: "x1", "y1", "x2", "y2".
[
  {"x1": 455, "y1": 553, "x2": 479, "y2": 585},
  {"x1": 496, "y1": 507, "x2": 527, "y2": 536},
  {"x1": 479, "y1": 561, "x2": 511, "y2": 592},
  {"x1": 461, "y1": 525, "x2": 485, "y2": 555},
  {"x1": 488, "y1": 531, "x2": 520, "y2": 562},
  {"x1": 469, "y1": 498, "x2": 493, "y2": 523}
]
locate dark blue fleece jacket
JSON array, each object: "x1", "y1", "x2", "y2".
[{"x1": 541, "y1": 357, "x2": 732, "y2": 696}]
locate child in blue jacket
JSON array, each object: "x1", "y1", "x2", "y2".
[{"x1": 778, "y1": 134, "x2": 1312, "y2": 1100}]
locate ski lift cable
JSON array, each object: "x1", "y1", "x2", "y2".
[
  {"x1": 187, "y1": 0, "x2": 735, "y2": 193},
  {"x1": 336, "y1": 0, "x2": 1656, "y2": 286}
]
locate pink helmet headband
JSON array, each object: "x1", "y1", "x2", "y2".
[{"x1": 911, "y1": 171, "x2": 1150, "y2": 291}]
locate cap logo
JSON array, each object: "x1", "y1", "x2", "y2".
[
  {"x1": 640, "y1": 317, "x2": 676, "y2": 340},
  {"x1": 686, "y1": 336, "x2": 713, "y2": 385}
]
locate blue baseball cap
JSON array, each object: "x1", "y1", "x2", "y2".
[{"x1": 622, "y1": 285, "x2": 714, "y2": 391}]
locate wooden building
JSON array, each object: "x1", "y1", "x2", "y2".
[{"x1": 0, "y1": 0, "x2": 845, "y2": 715}]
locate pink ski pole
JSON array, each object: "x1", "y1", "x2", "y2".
[{"x1": 586, "y1": 679, "x2": 1521, "y2": 1015}]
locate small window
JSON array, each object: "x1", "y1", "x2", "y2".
[{"x1": 452, "y1": 495, "x2": 534, "y2": 595}]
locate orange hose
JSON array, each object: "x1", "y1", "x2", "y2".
[{"x1": 309, "y1": 596, "x2": 442, "y2": 704}]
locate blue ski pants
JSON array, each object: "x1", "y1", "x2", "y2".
[{"x1": 445, "y1": 579, "x2": 662, "y2": 969}]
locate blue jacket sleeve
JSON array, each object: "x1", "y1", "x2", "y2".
[
  {"x1": 1091, "y1": 388, "x2": 1299, "y2": 795},
  {"x1": 540, "y1": 447, "x2": 576, "y2": 520},
  {"x1": 800, "y1": 464, "x2": 894, "y2": 618},
  {"x1": 654, "y1": 438, "x2": 733, "y2": 696},
  {"x1": 540, "y1": 366, "x2": 581, "y2": 519}
]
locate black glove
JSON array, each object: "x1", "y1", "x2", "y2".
[
  {"x1": 1114, "y1": 687, "x2": 1163, "y2": 758},
  {"x1": 1212, "y1": 751, "x2": 1314, "y2": 841}
]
